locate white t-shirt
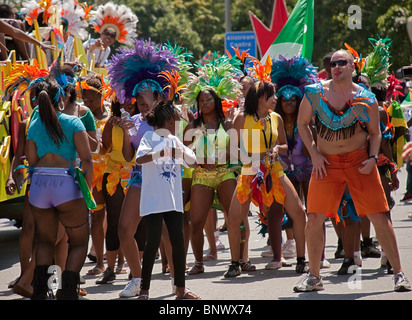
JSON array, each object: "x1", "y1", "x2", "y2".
[{"x1": 137, "y1": 131, "x2": 196, "y2": 216}]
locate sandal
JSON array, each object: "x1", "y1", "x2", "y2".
[
  {"x1": 240, "y1": 260, "x2": 256, "y2": 271},
  {"x1": 203, "y1": 253, "x2": 216, "y2": 261},
  {"x1": 86, "y1": 267, "x2": 104, "y2": 276},
  {"x1": 137, "y1": 294, "x2": 149, "y2": 300},
  {"x1": 162, "y1": 264, "x2": 170, "y2": 274},
  {"x1": 187, "y1": 263, "x2": 204, "y2": 275},
  {"x1": 176, "y1": 289, "x2": 201, "y2": 300},
  {"x1": 78, "y1": 288, "x2": 87, "y2": 296}
]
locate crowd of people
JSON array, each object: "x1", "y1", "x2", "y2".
[{"x1": 2, "y1": 1, "x2": 412, "y2": 300}]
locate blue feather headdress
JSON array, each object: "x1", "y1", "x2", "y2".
[
  {"x1": 107, "y1": 38, "x2": 179, "y2": 104},
  {"x1": 271, "y1": 55, "x2": 318, "y2": 99}
]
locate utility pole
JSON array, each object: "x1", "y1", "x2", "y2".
[{"x1": 225, "y1": 0, "x2": 231, "y2": 32}]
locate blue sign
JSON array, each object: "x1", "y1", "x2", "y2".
[{"x1": 225, "y1": 31, "x2": 256, "y2": 68}]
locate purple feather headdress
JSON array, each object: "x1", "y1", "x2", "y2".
[
  {"x1": 107, "y1": 38, "x2": 179, "y2": 103},
  {"x1": 271, "y1": 55, "x2": 318, "y2": 99}
]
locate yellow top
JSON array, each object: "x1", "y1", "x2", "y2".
[
  {"x1": 241, "y1": 112, "x2": 278, "y2": 154},
  {"x1": 106, "y1": 125, "x2": 135, "y2": 166}
]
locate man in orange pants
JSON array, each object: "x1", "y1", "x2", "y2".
[{"x1": 295, "y1": 49, "x2": 411, "y2": 292}]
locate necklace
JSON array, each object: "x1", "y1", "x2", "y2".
[{"x1": 253, "y1": 112, "x2": 271, "y2": 123}]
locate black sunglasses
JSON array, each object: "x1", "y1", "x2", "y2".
[
  {"x1": 330, "y1": 60, "x2": 348, "y2": 68},
  {"x1": 103, "y1": 30, "x2": 116, "y2": 39}
]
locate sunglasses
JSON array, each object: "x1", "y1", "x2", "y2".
[
  {"x1": 103, "y1": 30, "x2": 116, "y2": 39},
  {"x1": 330, "y1": 60, "x2": 348, "y2": 68}
]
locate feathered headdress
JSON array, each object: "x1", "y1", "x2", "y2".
[
  {"x1": 4, "y1": 59, "x2": 49, "y2": 97},
  {"x1": 107, "y1": 38, "x2": 179, "y2": 104},
  {"x1": 90, "y1": 2, "x2": 138, "y2": 46},
  {"x1": 344, "y1": 43, "x2": 366, "y2": 81},
  {"x1": 182, "y1": 52, "x2": 242, "y2": 107},
  {"x1": 20, "y1": 0, "x2": 58, "y2": 25},
  {"x1": 226, "y1": 46, "x2": 250, "y2": 76},
  {"x1": 362, "y1": 36, "x2": 392, "y2": 89},
  {"x1": 60, "y1": 0, "x2": 90, "y2": 40},
  {"x1": 161, "y1": 42, "x2": 194, "y2": 100},
  {"x1": 249, "y1": 55, "x2": 272, "y2": 82},
  {"x1": 271, "y1": 55, "x2": 318, "y2": 99}
]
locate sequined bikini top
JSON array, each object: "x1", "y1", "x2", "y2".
[{"x1": 305, "y1": 82, "x2": 375, "y2": 141}]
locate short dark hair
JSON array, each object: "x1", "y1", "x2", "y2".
[
  {"x1": 244, "y1": 81, "x2": 275, "y2": 115},
  {"x1": 0, "y1": 4, "x2": 15, "y2": 18},
  {"x1": 146, "y1": 101, "x2": 178, "y2": 128}
]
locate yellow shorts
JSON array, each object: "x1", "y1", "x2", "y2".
[{"x1": 192, "y1": 166, "x2": 236, "y2": 190}]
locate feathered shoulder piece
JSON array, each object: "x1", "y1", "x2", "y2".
[
  {"x1": 90, "y1": 2, "x2": 138, "y2": 46},
  {"x1": 271, "y1": 55, "x2": 318, "y2": 99},
  {"x1": 60, "y1": 0, "x2": 91, "y2": 40},
  {"x1": 363, "y1": 36, "x2": 392, "y2": 89},
  {"x1": 20, "y1": 0, "x2": 59, "y2": 25},
  {"x1": 107, "y1": 38, "x2": 179, "y2": 104},
  {"x1": 182, "y1": 53, "x2": 242, "y2": 106}
]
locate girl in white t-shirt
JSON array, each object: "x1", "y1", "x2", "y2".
[{"x1": 135, "y1": 101, "x2": 200, "y2": 300}]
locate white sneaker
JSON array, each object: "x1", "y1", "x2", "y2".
[
  {"x1": 119, "y1": 278, "x2": 141, "y2": 297},
  {"x1": 293, "y1": 273, "x2": 324, "y2": 292},
  {"x1": 320, "y1": 259, "x2": 331, "y2": 268},
  {"x1": 261, "y1": 246, "x2": 273, "y2": 257},
  {"x1": 282, "y1": 240, "x2": 296, "y2": 258},
  {"x1": 265, "y1": 260, "x2": 282, "y2": 270}
]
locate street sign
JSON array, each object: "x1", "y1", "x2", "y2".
[{"x1": 225, "y1": 31, "x2": 257, "y2": 67}]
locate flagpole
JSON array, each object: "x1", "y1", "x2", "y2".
[{"x1": 225, "y1": 0, "x2": 231, "y2": 32}]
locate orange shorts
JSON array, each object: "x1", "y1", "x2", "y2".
[{"x1": 307, "y1": 149, "x2": 389, "y2": 216}]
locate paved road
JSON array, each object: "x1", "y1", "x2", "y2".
[{"x1": 1, "y1": 168, "x2": 412, "y2": 303}]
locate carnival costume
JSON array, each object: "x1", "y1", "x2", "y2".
[
  {"x1": 182, "y1": 53, "x2": 241, "y2": 196},
  {"x1": 89, "y1": 2, "x2": 138, "y2": 46},
  {"x1": 271, "y1": 55, "x2": 318, "y2": 183},
  {"x1": 20, "y1": 0, "x2": 58, "y2": 26},
  {"x1": 60, "y1": 0, "x2": 90, "y2": 40},
  {"x1": 236, "y1": 112, "x2": 286, "y2": 216},
  {"x1": 304, "y1": 81, "x2": 389, "y2": 216}
]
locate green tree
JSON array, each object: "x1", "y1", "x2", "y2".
[{"x1": 313, "y1": 0, "x2": 412, "y2": 71}]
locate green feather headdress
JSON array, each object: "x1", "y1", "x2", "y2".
[
  {"x1": 182, "y1": 52, "x2": 242, "y2": 107},
  {"x1": 363, "y1": 36, "x2": 392, "y2": 88},
  {"x1": 163, "y1": 42, "x2": 193, "y2": 86}
]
